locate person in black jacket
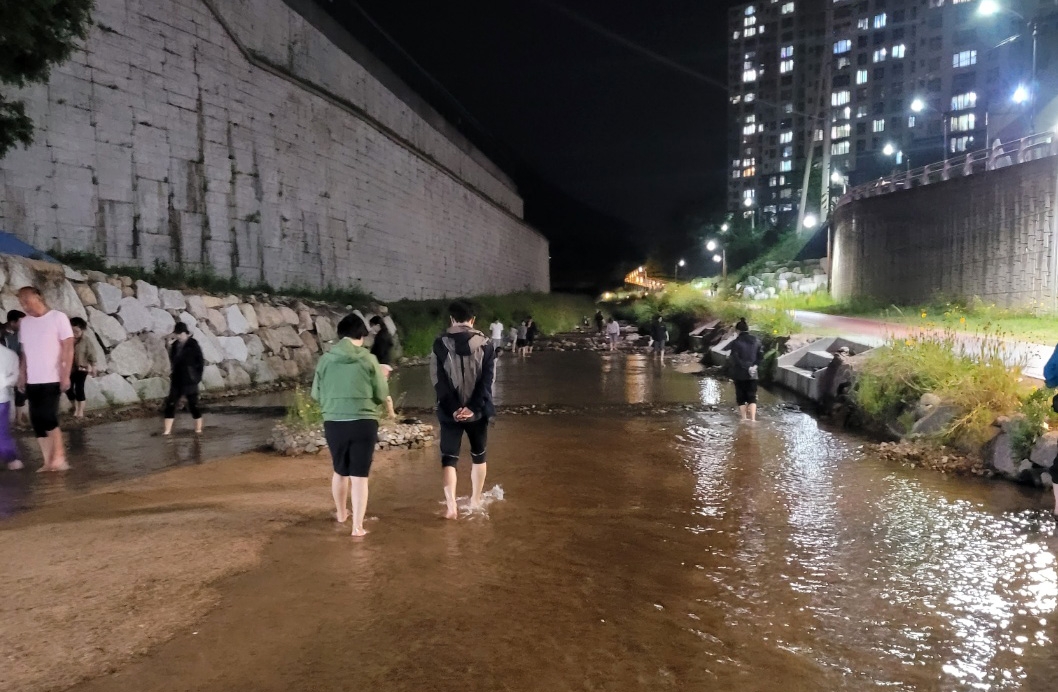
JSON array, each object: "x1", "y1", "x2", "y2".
[
  {"x1": 728, "y1": 318, "x2": 764, "y2": 422},
  {"x1": 430, "y1": 300, "x2": 496, "y2": 518},
  {"x1": 368, "y1": 315, "x2": 397, "y2": 419},
  {"x1": 163, "y1": 322, "x2": 205, "y2": 435}
]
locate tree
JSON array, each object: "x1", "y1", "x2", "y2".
[{"x1": 0, "y1": 0, "x2": 94, "y2": 158}]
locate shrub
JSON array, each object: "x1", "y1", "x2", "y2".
[{"x1": 286, "y1": 386, "x2": 322, "y2": 430}]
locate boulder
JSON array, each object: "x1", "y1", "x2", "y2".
[
  {"x1": 142, "y1": 334, "x2": 171, "y2": 378},
  {"x1": 218, "y1": 336, "x2": 249, "y2": 362},
  {"x1": 278, "y1": 306, "x2": 300, "y2": 326},
  {"x1": 1030, "y1": 431, "x2": 1058, "y2": 469},
  {"x1": 205, "y1": 308, "x2": 228, "y2": 335},
  {"x1": 909, "y1": 404, "x2": 959, "y2": 438},
  {"x1": 315, "y1": 316, "x2": 337, "y2": 342},
  {"x1": 83, "y1": 329, "x2": 108, "y2": 373},
  {"x1": 383, "y1": 316, "x2": 398, "y2": 337},
  {"x1": 83, "y1": 376, "x2": 108, "y2": 410},
  {"x1": 223, "y1": 363, "x2": 252, "y2": 388},
  {"x1": 224, "y1": 305, "x2": 250, "y2": 335},
  {"x1": 222, "y1": 295, "x2": 240, "y2": 307},
  {"x1": 108, "y1": 339, "x2": 152, "y2": 378},
  {"x1": 87, "y1": 307, "x2": 127, "y2": 348},
  {"x1": 63, "y1": 266, "x2": 86, "y2": 282},
  {"x1": 85, "y1": 270, "x2": 108, "y2": 283},
  {"x1": 1, "y1": 294, "x2": 21, "y2": 316},
  {"x1": 914, "y1": 392, "x2": 943, "y2": 420},
  {"x1": 238, "y1": 303, "x2": 259, "y2": 331},
  {"x1": 246, "y1": 358, "x2": 277, "y2": 384},
  {"x1": 268, "y1": 355, "x2": 300, "y2": 380},
  {"x1": 242, "y1": 334, "x2": 265, "y2": 358},
  {"x1": 134, "y1": 377, "x2": 171, "y2": 401},
  {"x1": 202, "y1": 295, "x2": 225, "y2": 310},
  {"x1": 200, "y1": 364, "x2": 225, "y2": 391},
  {"x1": 134, "y1": 280, "x2": 160, "y2": 307},
  {"x1": 186, "y1": 295, "x2": 209, "y2": 319},
  {"x1": 299, "y1": 330, "x2": 319, "y2": 353},
  {"x1": 149, "y1": 308, "x2": 176, "y2": 336},
  {"x1": 121, "y1": 286, "x2": 135, "y2": 298},
  {"x1": 5, "y1": 257, "x2": 35, "y2": 292},
  {"x1": 985, "y1": 432, "x2": 1018, "y2": 479},
  {"x1": 259, "y1": 326, "x2": 303, "y2": 354},
  {"x1": 95, "y1": 373, "x2": 140, "y2": 406},
  {"x1": 159, "y1": 289, "x2": 186, "y2": 311},
  {"x1": 93, "y1": 281, "x2": 123, "y2": 315},
  {"x1": 44, "y1": 280, "x2": 87, "y2": 321},
  {"x1": 192, "y1": 327, "x2": 224, "y2": 365},
  {"x1": 255, "y1": 304, "x2": 284, "y2": 328},
  {"x1": 292, "y1": 345, "x2": 317, "y2": 373},
  {"x1": 297, "y1": 309, "x2": 314, "y2": 332},
  {"x1": 75, "y1": 283, "x2": 97, "y2": 307},
  {"x1": 177, "y1": 311, "x2": 197, "y2": 331},
  {"x1": 117, "y1": 297, "x2": 153, "y2": 334}
]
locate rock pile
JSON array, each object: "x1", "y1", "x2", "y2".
[
  {"x1": 0, "y1": 254, "x2": 396, "y2": 411},
  {"x1": 741, "y1": 259, "x2": 828, "y2": 300},
  {"x1": 984, "y1": 417, "x2": 1057, "y2": 487},
  {"x1": 268, "y1": 421, "x2": 435, "y2": 456}
]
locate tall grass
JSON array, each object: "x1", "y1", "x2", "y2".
[{"x1": 286, "y1": 386, "x2": 322, "y2": 429}]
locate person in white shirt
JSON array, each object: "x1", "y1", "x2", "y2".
[
  {"x1": 489, "y1": 319, "x2": 505, "y2": 352},
  {"x1": 0, "y1": 343, "x2": 22, "y2": 470},
  {"x1": 605, "y1": 317, "x2": 621, "y2": 352}
]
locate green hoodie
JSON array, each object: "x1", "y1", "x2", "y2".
[{"x1": 310, "y1": 339, "x2": 389, "y2": 421}]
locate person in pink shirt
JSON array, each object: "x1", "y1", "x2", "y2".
[{"x1": 16, "y1": 287, "x2": 74, "y2": 472}]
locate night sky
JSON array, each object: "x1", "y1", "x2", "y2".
[{"x1": 319, "y1": 0, "x2": 743, "y2": 287}]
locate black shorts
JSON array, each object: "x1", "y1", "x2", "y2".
[
  {"x1": 516, "y1": 339, "x2": 527, "y2": 348},
  {"x1": 14, "y1": 388, "x2": 26, "y2": 408},
  {"x1": 439, "y1": 418, "x2": 488, "y2": 468},
  {"x1": 734, "y1": 379, "x2": 759, "y2": 406},
  {"x1": 66, "y1": 370, "x2": 89, "y2": 402},
  {"x1": 324, "y1": 419, "x2": 378, "y2": 478},
  {"x1": 26, "y1": 383, "x2": 62, "y2": 438}
]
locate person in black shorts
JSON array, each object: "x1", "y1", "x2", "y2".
[
  {"x1": 163, "y1": 322, "x2": 205, "y2": 435},
  {"x1": 525, "y1": 316, "x2": 538, "y2": 355},
  {"x1": 728, "y1": 318, "x2": 764, "y2": 421},
  {"x1": 66, "y1": 317, "x2": 98, "y2": 418},
  {"x1": 430, "y1": 300, "x2": 496, "y2": 519}
]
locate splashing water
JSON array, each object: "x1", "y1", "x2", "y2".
[{"x1": 445, "y1": 484, "x2": 505, "y2": 519}]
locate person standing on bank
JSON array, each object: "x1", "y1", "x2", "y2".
[
  {"x1": 163, "y1": 322, "x2": 205, "y2": 436},
  {"x1": 312, "y1": 314, "x2": 389, "y2": 537},
  {"x1": 651, "y1": 315, "x2": 669, "y2": 364},
  {"x1": 2, "y1": 311, "x2": 28, "y2": 425},
  {"x1": 525, "y1": 316, "x2": 538, "y2": 355},
  {"x1": 368, "y1": 315, "x2": 397, "y2": 420},
  {"x1": 67, "y1": 317, "x2": 98, "y2": 419},
  {"x1": 16, "y1": 287, "x2": 74, "y2": 472},
  {"x1": 430, "y1": 300, "x2": 496, "y2": 519},
  {"x1": 606, "y1": 317, "x2": 621, "y2": 352},
  {"x1": 729, "y1": 318, "x2": 764, "y2": 422}
]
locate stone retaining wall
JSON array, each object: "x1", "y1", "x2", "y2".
[{"x1": 1, "y1": 254, "x2": 373, "y2": 410}]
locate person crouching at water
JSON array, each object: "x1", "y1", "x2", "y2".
[
  {"x1": 312, "y1": 314, "x2": 389, "y2": 537},
  {"x1": 728, "y1": 318, "x2": 763, "y2": 422},
  {"x1": 67, "y1": 317, "x2": 97, "y2": 419},
  {"x1": 163, "y1": 322, "x2": 205, "y2": 436}
]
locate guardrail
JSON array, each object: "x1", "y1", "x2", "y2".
[{"x1": 834, "y1": 131, "x2": 1058, "y2": 207}]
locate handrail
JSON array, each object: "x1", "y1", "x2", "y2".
[{"x1": 835, "y1": 132, "x2": 1058, "y2": 207}]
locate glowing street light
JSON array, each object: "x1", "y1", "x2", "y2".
[
  {"x1": 720, "y1": 223, "x2": 730, "y2": 232},
  {"x1": 882, "y1": 142, "x2": 896, "y2": 156},
  {"x1": 743, "y1": 197, "x2": 753, "y2": 208},
  {"x1": 706, "y1": 240, "x2": 718, "y2": 252},
  {"x1": 1012, "y1": 84, "x2": 1031, "y2": 104},
  {"x1": 831, "y1": 171, "x2": 845, "y2": 184},
  {"x1": 978, "y1": 0, "x2": 1038, "y2": 132},
  {"x1": 910, "y1": 97, "x2": 926, "y2": 113},
  {"x1": 712, "y1": 254, "x2": 723, "y2": 263},
  {"x1": 674, "y1": 258, "x2": 686, "y2": 282},
  {"x1": 978, "y1": 0, "x2": 1001, "y2": 17},
  {"x1": 803, "y1": 213, "x2": 819, "y2": 230}
]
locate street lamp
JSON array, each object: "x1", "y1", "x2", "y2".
[
  {"x1": 742, "y1": 197, "x2": 756, "y2": 230},
  {"x1": 831, "y1": 170, "x2": 849, "y2": 195},
  {"x1": 706, "y1": 240, "x2": 718, "y2": 252},
  {"x1": 883, "y1": 142, "x2": 909, "y2": 170},
  {"x1": 978, "y1": 0, "x2": 1039, "y2": 133},
  {"x1": 803, "y1": 213, "x2": 819, "y2": 230},
  {"x1": 706, "y1": 240, "x2": 727, "y2": 280},
  {"x1": 720, "y1": 223, "x2": 730, "y2": 232},
  {"x1": 909, "y1": 96, "x2": 951, "y2": 161},
  {"x1": 674, "y1": 258, "x2": 686, "y2": 282}
]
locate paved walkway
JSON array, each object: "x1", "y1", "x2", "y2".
[{"x1": 791, "y1": 310, "x2": 1055, "y2": 382}]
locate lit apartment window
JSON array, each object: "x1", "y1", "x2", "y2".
[
  {"x1": 856, "y1": 105, "x2": 868, "y2": 118},
  {"x1": 873, "y1": 13, "x2": 887, "y2": 29},
  {"x1": 951, "y1": 136, "x2": 971, "y2": 152},
  {"x1": 831, "y1": 90, "x2": 851, "y2": 106},
  {"x1": 951, "y1": 91, "x2": 977, "y2": 110},
  {"x1": 908, "y1": 115, "x2": 916, "y2": 128},
  {"x1": 745, "y1": 5, "x2": 755, "y2": 15},
  {"x1": 732, "y1": 170, "x2": 742, "y2": 179},
  {"x1": 873, "y1": 48, "x2": 887, "y2": 63},
  {"x1": 892, "y1": 44, "x2": 906, "y2": 58},
  {"x1": 745, "y1": 27, "x2": 757, "y2": 37},
  {"x1": 743, "y1": 69, "x2": 758, "y2": 82},
  {"x1": 780, "y1": 46, "x2": 794, "y2": 59},
  {"x1": 769, "y1": 176, "x2": 778, "y2": 187},
  {"x1": 782, "y1": 146, "x2": 793, "y2": 157},
  {"x1": 745, "y1": 93, "x2": 756, "y2": 102},
  {"x1": 780, "y1": 160, "x2": 793, "y2": 172},
  {"x1": 780, "y1": 189, "x2": 793, "y2": 199},
  {"x1": 834, "y1": 40, "x2": 852, "y2": 54},
  {"x1": 743, "y1": 123, "x2": 756, "y2": 135},
  {"x1": 743, "y1": 167, "x2": 756, "y2": 177},
  {"x1": 814, "y1": 129, "x2": 824, "y2": 141},
  {"x1": 781, "y1": 2, "x2": 795, "y2": 14},
  {"x1": 837, "y1": 57, "x2": 851, "y2": 69},
  {"x1": 744, "y1": 15, "x2": 757, "y2": 27},
  {"x1": 733, "y1": 31, "x2": 741, "y2": 40},
  {"x1": 832, "y1": 124, "x2": 851, "y2": 139},
  {"x1": 780, "y1": 59, "x2": 794, "y2": 73},
  {"x1": 746, "y1": 114, "x2": 756, "y2": 123},
  {"x1": 778, "y1": 175, "x2": 786, "y2": 185},
  {"x1": 743, "y1": 190, "x2": 755, "y2": 201},
  {"x1": 858, "y1": 18, "x2": 869, "y2": 30},
  {"x1": 952, "y1": 50, "x2": 977, "y2": 68},
  {"x1": 731, "y1": 94, "x2": 742, "y2": 104},
  {"x1": 831, "y1": 141, "x2": 851, "y2": 155},
  {"x1": 742, "y1": 157, "x2": 755, "y2": 166},
  {"x1": 950, "y1": 113, "x2": 976, "y2": 132},
  {"x1": 872, "y1": 118, "x2": 885, "y2": 132},
  {"x1": 856, "y1": 69, "x2": 868, "y2": 84},
  {"x1": 784, "y1": 103, "x2": 794, "y2": 114},
  {"x1": 779, "y1": 131, "x2": 793, "y2": 144}
]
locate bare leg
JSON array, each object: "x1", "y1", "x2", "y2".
[
  {"x1": 163, "y1": 418, "x2": 175, "y2": 436},
  {"x1": 49, "y1": 428, "x2": 68, "y2": 470},
  {"x1": 470, "y1": 462, "x2": 487, "y2": 510},
  {"x1": 443, "y1": 466, "x2": 459, "y2": 519},
  {"x1": 194, "y1": 417, "x2": 203, "y2": 434},
  {"x1": 1052, "y1": 482, "x2": 1058, "y2": 516},
  {"x1": 35, "y1": 435, "x2": 53, "y2": 472},
  {"x1": 332, "y1": 473, "x2": 350, "y2": 522},
  {"x1": 738, "y1": 404, "x2": 748, "y2": 421},
  {"x1": 747, "y1": 403, "x2": 757, "y2": 422},
  {"x1": 350, "y1": 477, "x2": 369, "y2": 536}
]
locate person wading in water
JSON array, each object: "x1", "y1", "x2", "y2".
[
  {"x1": 728, "y1": 318, "x2": 764, "y2": 422},
  {"x1": 163, "y1": 322, "x2": 205, "y2": 436}
]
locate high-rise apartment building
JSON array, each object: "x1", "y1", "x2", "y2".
[{"x1": 728, "y1": 0, "x2": 1046, "y2": 224}]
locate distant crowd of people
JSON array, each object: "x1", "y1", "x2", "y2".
[{"x1": 487, "y1": 316, "x2": 538, "y2": 357}]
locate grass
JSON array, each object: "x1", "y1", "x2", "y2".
[
  {"x1": 853, "y1": 326, "x2": 1054, "y2": 448},
  {"x1": 285, "y1": 386, "x2": 322, "y2": 430},
  {"x1": 390, "y1": 292, "x2": 597, "y2": 358}
]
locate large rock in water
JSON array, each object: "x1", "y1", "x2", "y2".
[
  {"x1": 93, "y1": 282, "x2": 123, "y2": 315},
  {"x1": 225, "y1": 305, "x2": 250, "y2": 335},
  {"x1": 134, "y1": 280, "x2": 160, "y2": 307},
  {"x1": 909, "y1": 404, "x2": 959, "y2": 438},
  {"x1": 108, "y1": 339, "x2": 152, "y2": 378},
  {"x1": 95, "y1": 373, "x2": 140, "y2": 406},
  {"x1": 82, "y1": 376, "x2": 108, "y2": 411},
  {"x1": 985, "y1": 432, "x2": 1019, "y2": 480},
  {"x1": 117, "y1": 297, "x2": 153, "y2": 334},
  {"x1": 87, "y1": 307, "x2": 127, "y2": 348},
  {"x1": 134, "y1": 377, "x2": 171, "y2": 401},
  {"x1": 1030, "y1": 431, "x2": 1058, "y2": 469}
]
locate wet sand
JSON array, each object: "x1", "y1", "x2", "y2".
[{"x1": 4, "y1": 354, "x2": 1058, "y2": 691}]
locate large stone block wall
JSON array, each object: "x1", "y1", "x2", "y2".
[
  {"x1": 831, "y1": 156, "x2": 1058, "y2": 309},
  {"x1": 0, "y1": 0, "x2": 549, "y2": 300}
]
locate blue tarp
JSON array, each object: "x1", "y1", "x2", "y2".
[{"x1": 0, "y1": 232, "x2": 57, "y2": 263}]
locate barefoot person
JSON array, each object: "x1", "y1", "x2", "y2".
[
  {"x1": 0, "y1": 341, "x2": 23, "y2": 470},
  {"x1": 430, "y1": 300, "x2": 496, "y2": 519},
  {"x1": 163, "y1": 323, "x2": 205, "y2": 436},
  {"x1": 606, "y1": 317, "x2": 621, "y2": 352},
  {"x1": 16, "y1": 287, "x2": 74, "y2": 472},
  {"x1": 312, "y1": 314, "x2": 389, "y2": 537},
  {"x1": 66, "y1": 317, "x2": 98, "y2": 419},
  {"x1": 729, "y1": 318, "x2": 764, "y2": 422},
  {"x1": 2, "y1": 311, "x2": 28, "y2": 425},
  {"x1": 368, "y1": 315, "x2": 397, "y2": 419}
]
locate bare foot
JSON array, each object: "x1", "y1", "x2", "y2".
[
  {"x1": 51, "y1": 459, "x2": 70, "y2": 472},
  {"x1": 336, "y1": 511, "x2": 350, "y2": 523},
  {"x1": 36, "y1": 465, "x2": 51, "y2": 473},
  {"x1": 7, "y1": 460, "x2": 23, "y2": 471},
  {"x1": 351, "y1": 527, "x2": 368, "y2": 537},
  {"x1": 444, "y1": 505, "x2": 459, "y2": 520}
]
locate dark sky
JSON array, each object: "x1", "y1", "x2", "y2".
[{"x1": 320, "y1": 0, "x2": 742, "y2": 284}]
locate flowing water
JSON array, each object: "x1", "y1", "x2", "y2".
[{"x1": 12, "y1": 352, "x2": 1058, "y2": 690}]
